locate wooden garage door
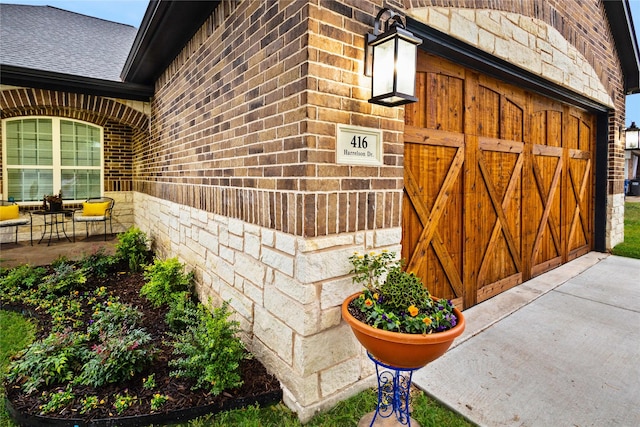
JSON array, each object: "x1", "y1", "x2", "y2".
[{"x1": 402, "y1": 53, "x2": 594, "y2": 309}]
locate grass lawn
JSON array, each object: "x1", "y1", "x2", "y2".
[
  {"x1": 0, "y1": 307, "x2": 472, "y2": 427},
  {"x1": 0, "y1": 310, "x2": 37, "y2": 427},
  {"x1": 611, "y1": 202, "x2": 640, "y2": 259}
]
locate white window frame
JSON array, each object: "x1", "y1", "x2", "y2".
[{"x1": 2, "y1": 116, "x2": 104, "y2": 205}]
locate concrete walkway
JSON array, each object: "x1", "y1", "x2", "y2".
[{"x1": 413, "y1": 252, "x2": 640, "y2": 426}]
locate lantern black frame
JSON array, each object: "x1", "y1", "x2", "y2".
[{"x1": 365, "y1": 9, "x2": 422, "y2": 107}]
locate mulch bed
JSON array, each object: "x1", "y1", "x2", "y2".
[{"x1": 3, "y1": 263, "x2": 282, "y2": 426}]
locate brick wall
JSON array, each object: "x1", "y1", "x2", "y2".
[{"x1": 134, "y1": 0, "x2": 404, "y2": 239}]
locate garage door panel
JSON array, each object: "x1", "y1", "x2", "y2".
[
  {"x1": 403, "y1": 127, "x2": 464, "y2": 302},
  {"x1": 531, "y1": 152, "x2": 563, "y2": 271},
  {"x1": 477, "y1": 86, "x2": 500, "y2": 137}
]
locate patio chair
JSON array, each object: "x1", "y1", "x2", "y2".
[
  {"x1": 72, "y1": 197, "x2": 115, "y2": 241},
  {"x1": 0, "y1": 200, "x2": 32, "y2": 245}
]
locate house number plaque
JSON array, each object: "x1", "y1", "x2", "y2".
[{"x1": 336, "y1": 125, "x2": 383, "y2": 166}]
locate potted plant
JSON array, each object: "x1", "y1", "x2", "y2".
[
  {"x1": 342, "y1": 250, "x2": 465, "y2": 369},
  {"x1": 44, "y1": 191, "x2": 63, "y2": 211}
]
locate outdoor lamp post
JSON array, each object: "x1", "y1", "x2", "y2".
[
  {"x1": 626, "y1": 122, "x2": 639, "y2": 150},
  {"x1": 365, "y1": 8, "x2": 422, "y2": 107}
]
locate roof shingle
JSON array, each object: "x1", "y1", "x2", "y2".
[{"x1": 0, "y1": 4, "x2": 138, "y2": 81}]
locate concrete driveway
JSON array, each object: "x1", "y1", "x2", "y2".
[{"x1": 413, "y1": 252, "x2": 640, "y2": 427}]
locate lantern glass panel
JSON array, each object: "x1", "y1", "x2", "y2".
[
  {"x1": 396, "y1": 37, "x2": 417, "y2": 95},
  {"x1": 627, "y1": 129, "x2": 639, "y2": 149},
  {"x1": 372, "y1": 38, "x2": 395, "y2": 98}
]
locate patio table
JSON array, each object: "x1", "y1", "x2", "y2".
[{"x1": 33, "y1": 210, "x2": 73, "y2": 246}]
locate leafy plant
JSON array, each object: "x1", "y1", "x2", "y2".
[
  {"x1": 80, "y1": 302, "x2": 155, "y2": 387},
  {"x1": 79, "y1": 395, "x2": 101, "y2": 414},
  {"x1": 0, "y1": 264, "x2": 46, "y2": 291},
  {"x1": 113, "y1": 391, "x2": 137, "y2": 415},
  {"x1": 87, "y1": 301, "x2": 144, "y2": 339},
  {"x1": 150, "y1": 393, "x2": 169, "y2": 411},
  {"x1": 141, "y1": 257, "x2": 194, "y2": 308},
  {"x1": 7, "y1": 330, "x2": 88, "y2": 395},
  {"x1": 80, "y1": 248, "x2": 116, "y2": 278},
  {"x1": 41, "y1": 262, "x2": 87, "y2": 295},
  {"x1": 169, "y1": 301, "x2": 248, "y2": 395},
  {"x1": 165, "y1": 295, "x2": 202, "y2": 331},
  {"x1": 116, "y1": 226, "x2": 151, "y2": 272},
  {"x1": 39, "y1": 386, "x2": 75, "y2": 415},
  {"x1": 348, "y1": 251, "x2": 458, "y2": 334},
  {"x1": 142, "y1": 373, "x2": 156, "y2": 390}
]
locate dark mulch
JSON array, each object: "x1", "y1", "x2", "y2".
[{"x1": 3, "y1": 262, "x2": 281, "y2": 425}]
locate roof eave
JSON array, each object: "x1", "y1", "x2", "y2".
[
  {"x1": 0, "y1": 65, "x2": 154, "y2": 101},
  {"x1": 121, "y1": 0, "x2": 220, "y2": 85},
  {"x1": 604, "y1": 0, "x2": 640, "y2": 94}
]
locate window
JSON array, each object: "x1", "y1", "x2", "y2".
[{"x1": 2, "y1": 117, "x2": 103, "y2": 203}]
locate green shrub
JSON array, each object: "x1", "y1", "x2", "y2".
[
  {"x1": 0, "y1": 264, "x2": 46, "y2": 292},
  {"x1": 80, "y1": 327, "x2": 154, "y2": 388},
  {"x1": 80, "y1": 302, "x2": 155, "y2": 387},
  {"x1": 165, "y1": 294, "x2": 201, "y2": 331},
  {"x1": 87, "y1": 301, "x2": 143, "y2": 337},
  {"x1": 141, "y1": 257, "x2": 194, "y2": 308},
  {"x1": 116, "y1": 227, "x2": 150, "y2": 272},
  {"x1": 6, "y1": 330, "x2": 88, "y2": 395},
  {"x1": 169, "y1": 301, "x2": 247, "y2": 395},
  {"x1": 79, "y1": 248, "x2": 116, "y2": 278},
  {"x1": 42, "y1": 262, "x2": 87, "y2": 295}
]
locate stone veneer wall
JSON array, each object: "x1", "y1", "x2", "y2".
[{"x1": 133, "y1": 191, "x2": 398, "y2": 418}]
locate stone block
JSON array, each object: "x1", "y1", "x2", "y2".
[
  {"x1": 320, "y1": 276, "x2": 360, "y2": 310},
  {"x1": 218, "y1": 282, "x2": 253, "y2": 322},
  {"x1": 254, "y1": 306, "x2": 294, "y2": 364},
  {"x1": 265, "y1": 287, "x2": 320, "y2": 336},
  {"x1": 275, "y1": 231, "x2": 297, "y2": 255},
  {"x1": 450, "y1": 12, "x2": 478, "y2": 45},
  {"x1": 293, "y1": 323, "x2": 359, "y2": 376},
  {"x1": 320, "y1": 358, "x2": 362, "y2": 397},
  {"x1": 320, "y1": 306, "x2": 342, "y2": 329},
  {"x1": 295, "y1": 247, "x2": 354, "y2": 283},
  {"x1": 235, "y1": 252, "x2": 266, "y2": 286},
  {"x1": 297, "y1": 233, "x2": 355, "y2": 252},
  {"x1": 219, "y1": 245, "x2": 235, "y2": 263},
  {"x1": 261, "y1": 228, "x2": 275, "y2": 246},
  {"x1": 262, "y1": 247, "x2": 294, "y2": 276},
  {"x1": 273, "y1": 271, "x2": 318, "y2": 305},
  {"x1": 228, "y1": 217, "x2": 244, "y2": 236},
  {"x1": 197, "y1": 228, "x2": 219, "y2": 253},
  {"x1": 245, "y1": 232, "x2": 261, "y2": 259}
]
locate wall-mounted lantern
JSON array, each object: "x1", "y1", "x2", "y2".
[
  {"x1": 365, "y1": 8, "x2": 422, "y2": 107},
  {"x1": 626, "y1": 122, "x2": 639, "y2": 150}
]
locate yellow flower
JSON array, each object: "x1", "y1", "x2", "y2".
[
  {"x1": 373, "y1": 293, "x2": 379, "y2": 300},
  {"x1": 408, "y1": 305, "x2": 419, "y2": 317},
  {"x1": 422, "y1": 317, "x2": 432, "y2": 325},
  {"x1": 364, "y1": 299, "x2": 374, "y2": 307}
]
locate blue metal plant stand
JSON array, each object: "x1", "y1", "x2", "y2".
[{"x1": 366, "y1": 352, "x2": 421, "y2": 426}]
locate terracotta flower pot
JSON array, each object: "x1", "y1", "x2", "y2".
[{"x1": 341, "y1": 292, "x2": 465, "y2": 369}]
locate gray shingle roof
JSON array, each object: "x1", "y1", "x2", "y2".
[{"x1": 0, "y1": 4, "x2": 138, "y2": 81}]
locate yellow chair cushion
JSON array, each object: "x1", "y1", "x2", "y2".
[
  {"x1": 0, "y1": 204, "x2": 19, "y2": 220},
  {"x1": 83, "y1": 201, "x2": 111, "y2": 217}
]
